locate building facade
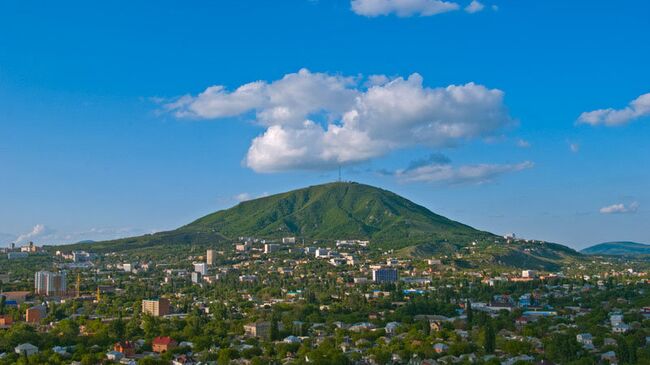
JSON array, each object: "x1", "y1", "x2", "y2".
[
  {"x1": 142, "y1": 298, "x2": 171, "y2": 316},
  {"x1": 34, "y1": 271, "x2": 67, "y2": 296},
  {"x1": 372, "y1": 268, "x2": 398, "y2": 283}
]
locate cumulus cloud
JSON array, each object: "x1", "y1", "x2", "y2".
[
  {"x1": 383, "y1": 154, "x2": 533, "y2": 185},
  {"x1": 578, "y1": 92, "x2": 650, "y2": 126},
  {"x1": 599, "y1": 202, "x2": 639, "y2": 214},
  {"x1": 14, "y1": 224, "x2": 152, "y2": 244},
  {"x1": 166, "y1": 69, "x2": 514, "y2": 173},
  {"x1": 464, "y1": 0, "x2": 484, "y2": 13},
  {"x1": 351, "y1": 0, "x2": 460, "y2": 17},
  {"x1": 15, "y1": 224, "x2": 52, "y2": 243}
]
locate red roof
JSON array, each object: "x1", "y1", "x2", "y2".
[{"x1": 153, "y1": 336, "x2": 175, "y2": 345}]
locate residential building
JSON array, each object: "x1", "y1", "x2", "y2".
[
  {"x1": 26, "y1": 305, "x2": 46, "y2": 324},
  {"x1": 34, "y1": 271, "x2": 67, "y2": 296},
  {"x1": 152, "y1": 336, "x2": 177, "y2": 353},
  {"x1": 142, "y1": 298, "x2": 171, "y2": 317},
  {"x1": 114, "y1": 341, "x2": 136, "y2": 357},
  {"x1": 193, "y1": 263, "x2": 208, "y2": 275},
  {"x1": 244, "y1": 321, "x2": 271, "y2": 339},
  {"x1": 206, "y1": 249, "x2": 215, "y2": 266},
  {"x1": 264, "y1": 243, "x2": 280, "y2": 254},
  {"x1": 372, "y1": 268, "x2": 398, "y2": 283},
  {"x1": 0, "y1": 314, "x2": 13, "y2": 328},
  {"x1": 15, "y1": 343, "x2": 38, "y2": 356}
]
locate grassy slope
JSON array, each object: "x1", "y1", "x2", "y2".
[
  {"x1": 53, "y1": 182, "x2": 583, "y2": 270},
  {"x1": 184, "y1": 182, "x2": 492, "y2": 248}
]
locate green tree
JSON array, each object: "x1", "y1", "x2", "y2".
[{"x1": 482, "y1": 321, "x2": 496, "y2": 354}]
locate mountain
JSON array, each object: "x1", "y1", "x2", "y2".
[
  {"x1": 185, "y1": 182, "x2": 491, "y2": 247},
  {"x1": 581, "y1": 241, "x2": 650, "y2": 256},
  {"x1": 56, "y1": 182, "x2": 581, "y2": 270}
]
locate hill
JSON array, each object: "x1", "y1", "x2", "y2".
[
  {"x1": 185, "y1": 182, "x2": 491, "y2": 247},
  {"x1": 56, "y1": 182, "x2": 582, "y2": 270},
  {"x1": 581, "y1": 241, "x2": 650, "y2": 256}
]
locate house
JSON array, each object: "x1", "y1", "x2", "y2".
[
  {"x1": 0, "y1": 314, "x2": 13, "y2": 328},
  {"x1": 52, "y1": 346, "x2": 69, "y2": 356},
  {"x1": 385, "y1": 322, "x2": 400, "y2": 335},
  {"x1": 152, "y1": 336, "x2": 177, "y2": 353},
  {"x1": 601, "y1": 351, "x2": 617, "y2": 364},
  {"x1": 172, "y1": 354, "x2": 196, "y2": 365},
  {"x1": 114, "y1": 341, "x2": 136, "y2": 357},
  {"x1": 25, "y1": 305, "x2": 46, "y2": 324},
  {"x1": 15, "y1": 343, "x2": 38, "y2": 356},
  {"x1": 576, "y1": 333, "x2": 594, "y2": 350},
  {"x1": 283, "y1": 335, "x2": 301, "y2": 344},
  {"x1": 612, "y1": 323, "x2": 630, "y2": 334},
  {"x1": 433, "y1": 343, "x2": 448, "y2": 354},
  {"x1": 106, "y1": 350, "x2": 123, "y2": 361}
]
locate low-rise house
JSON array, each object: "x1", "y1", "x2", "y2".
[
  {"x1": 15, "y1": 343, "x2": 38, "y2": 356},
  {"x1": 114, "y1": 341, "x2": 136, "y2": 357},
  {"x1": 0, "y1": 314, "x2": 13, "y2": 328},
  {"x1": 106, "y1": 350, "x2": 123, "y2": 361},
  {"x1": 433, "y1": 343, "x2": 448, "y2": 354},
  {"x1": 576, "y1": 333, "x2": 594, "y2": 350},
  {"x1": 152, "y1": 336, "x2": 177, "y2": 353}
]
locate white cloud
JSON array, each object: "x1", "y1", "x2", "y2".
[
  {"x1": 516, "y1": 138, "x2": 530, "y2": 148},
  {"x1": 396, "y1": 160, "x2": 533, "y2": 184},
  {"x1": 599, "y1": 202, "x2": 639, "y2": 214},
  {"x1": 14, "y1": 224, "x2": 152, "y2": 245},
  {"x1": 350, "y1": 0, "x2": 459, "y2": 17},
  {"x1": 234, "y1": 193, "x2": 253, "y2": 202},
  {"x1": 166, "y1": 70, "x2": 513, "y2": 173},
  {"x1": 464, "y1": 0, "x2": 485, "y2": 13},
  {"x1": 578, "y1": 92, "x2": 650, "y2": 126},
  {"x1": 166, "y1": 69, "x2": 357, "y2": 127},
  {"x1": 15, "y1": 224, "x2": 52, "y2": 243}
]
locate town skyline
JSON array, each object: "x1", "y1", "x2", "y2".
[{"x1": 2, "y1": 1, "x2": 650, "y2": 249}]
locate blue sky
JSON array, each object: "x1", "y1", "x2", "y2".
[{"x1": 1, "y1": 0, "x2": 649, "y2": 249}]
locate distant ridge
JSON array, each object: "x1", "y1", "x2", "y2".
[{"x1": 581, "y1": 241, "x2": 650, "y2": 256}]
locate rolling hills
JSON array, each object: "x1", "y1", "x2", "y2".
[{"x1": 581, "y1": 241, "x2": 650, "y2": 256}]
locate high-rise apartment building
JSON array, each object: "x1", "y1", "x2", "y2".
[
  {"x1": 142, "y1": 298, "x2": 171, "y2": 317},
  {"x1": 34, "y1": 271, "x2": 67, "y2": 296},
  {"x1": 206, "y1": 249, "x2": 215, "y2": 266}
]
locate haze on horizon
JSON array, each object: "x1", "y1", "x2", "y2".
[{"x1": 1, "y1": 1, "x2": 649, "y2": 250}]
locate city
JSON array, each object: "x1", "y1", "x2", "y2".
[{"x1": 2, "y1": 1, "x2": 650, "y2": 364}]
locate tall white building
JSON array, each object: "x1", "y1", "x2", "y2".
[
  {"x1": 34, "y1": 271, "x2": 67, "y2": 296},
  {"x1": 194, "y1": 263, "x2": 208, "y2": 275},
  {"x1": 206, "y1": 249, "x2": 215, "y2": 266}
]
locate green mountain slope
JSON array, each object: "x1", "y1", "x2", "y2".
[
  {"x1": 184, "y1": 182, "x2": 491, "y2": 247},
  {"x1": 56, "y1": 182, "x2": 582, "y2": 270},
  {"x1": 581, "y1": 241, "x2": 650, "y2": 256}
]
